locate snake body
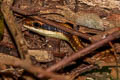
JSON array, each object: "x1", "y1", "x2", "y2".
[{"x1": 23, "y1": 19, "x2": 83, "y2": 51}]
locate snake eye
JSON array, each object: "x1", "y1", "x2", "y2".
[{"x1": 33, "y1": 22, "x2": 41, "y2": 27}]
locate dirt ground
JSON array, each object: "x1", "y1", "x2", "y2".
[{"x1": 0, "y1": 0, "x2": 120, "y2": 80}]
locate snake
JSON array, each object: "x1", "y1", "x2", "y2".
[{"x1": 23, "y1": 19, "x2": 83, "y2": 51}]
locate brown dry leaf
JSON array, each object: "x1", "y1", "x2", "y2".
[
  {"x1": 79, "y1": 0, "x2": 120, "y2": 9},
  {"x1": 106, "y1": 14, "x2": 120, "y2": 27},
  {"x1": 110, "y1": 68, "x2": 120, "y2": 80},
  {"x1": 28, "y1": 50, "x2": 54, "y2": 62},
  {"x1": 85, "y1": 49, "x2": 116, "y2": 66},
  {"x1": 40, "y1": 5, "x2": 115, "y2": 30}
]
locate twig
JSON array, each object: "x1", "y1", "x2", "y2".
[
  {"x1": 75, "y1": 65, "x2": 98, "y2": 75},
  {"x1": 44, "y1": 31, "x2": 120, "y2": 72},
  {"x1": 90, "y1": 27, "x2": 120, "y2": 42},
  {"x1": 1, "y1": 0, "x2": 28, "y2": 59},
  {"x1": 12, "y1": 6, "x2": 51, "y2": 16},
  {"x1": 78, "y1": 26, "x2": 103, "y2": 34},
  {"x1": 109, "y1": 42, "x2": 119, "y2": 80},
  {"x1": 70, "y1": 64, "x2": 98, "y2": 79},
  {"x1": 74, "y1": 0, "x2": 79, "y2": 12},
  {"x1": 11, "y1": 8, "x2": 91, "y2": 40},
  {"x1": 0, "y1": 53, "x2": 68, "y2": 80}
]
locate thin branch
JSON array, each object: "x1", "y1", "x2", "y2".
[
  {"x1": 74, "y1": 0, "x2": 79, "y2": 12},
  {"x1": 45, "y1": 31, "x2": 120, "y2": 72},
  {"x1": 70, "y1": 64, "x2": 98, "y2": 79},
  {"x1": 12, "y1": 6, "x2": 51, "y2": 16},
  {"x1": 11, "y1": 8, "x2": 91, "y2": 40},
  {"x1": 0, "y1": 53, "x2": 68, "y2": 80},
  {"x1": 90, "y1": 27, "x2": 120, "y2": 42},
  {"x1": 1, "y1": 0, "x2": 28, "y2": 59}
]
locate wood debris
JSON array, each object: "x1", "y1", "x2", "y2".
[{"x1": 0, "y1": 0, "x2": 120, "y2": 80}]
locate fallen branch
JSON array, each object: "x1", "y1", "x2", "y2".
[
  {"x1": 45, "y1": 31, "x2": 120, "y2": 72},
  {"x1": 1, "y1": 0, "x2": 28, "y2": 59},
  {"x1": 0, "y1": 53, "x2": 68, "y2": 80}
]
